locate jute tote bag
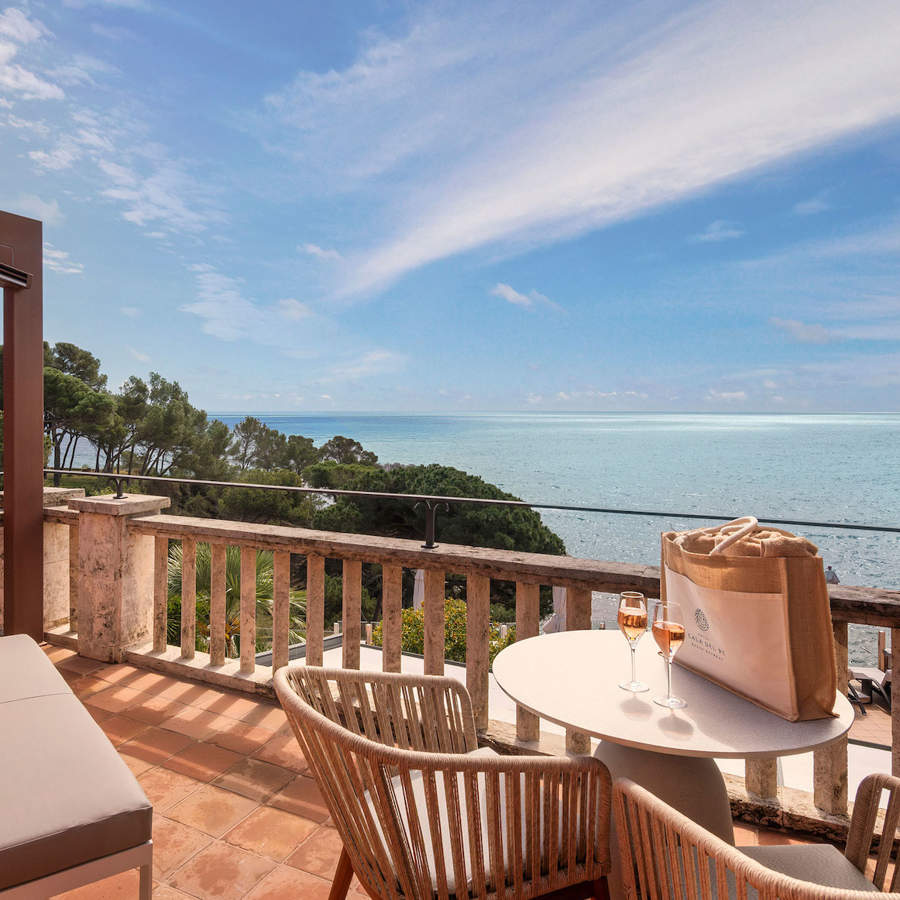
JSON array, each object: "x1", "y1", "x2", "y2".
[{"x1": 661, "y1": 517, "x2": 837, "y2": 721}]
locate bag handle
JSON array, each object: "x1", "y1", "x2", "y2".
[{"x1": 709, "y1": 516, "x2": 759, "y2": 555}]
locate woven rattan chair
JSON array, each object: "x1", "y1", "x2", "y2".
[
  {"x1": 274, "y1": 665, "x2": 612, "y2": 900},
  {"x1": 614, "y1": 774, "x2": 900, "y2": 898}
]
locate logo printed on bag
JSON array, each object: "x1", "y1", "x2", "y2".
[{"x1": 694, "y1": 608, "x2": 710, "y2": 632}]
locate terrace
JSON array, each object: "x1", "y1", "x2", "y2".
[{"x1": 2, "y1": 212, "x2": 900, "y2": 897}]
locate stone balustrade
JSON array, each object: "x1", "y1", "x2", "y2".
[{"x1": 38, "y1": 493, "x2": 900, "y2": 841}]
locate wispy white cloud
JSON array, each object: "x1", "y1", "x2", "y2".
[
  {"x1": 706, "y1": 389, "x2": 747, "y2": 402},
  {"x1": 770, "y1": 317, "x2": 834, "y2": 344},
  {"x1": 691, "y1": 220, "x2": 744, "y2": 243},
  {"x1": 128, "y1": 346, "x2": 150, "y2": 362},
  {"x1": 90, "y1": 23, "x2": 136, "y2": 40},
  {"x1": 16, "y1": 193, "x2": 63, "y2": 225},
  {"x1": 120, "y1": 305, "x2": 140, "y2": 317},
  {"x1": 316, "y1": 349, "x2": 406, "y2": 384},
  {"x1": 300, "y1": 242, "x2": 341, "y2": 261},
  {"x1": 261, "y1": 0, "x2": 900, "y2": 295},
  {"x1": 43, "y1": 242, "x2": 84, "y2": 274},
  {"x1": 0, "y1": 9, "x2": 62, "y2": 101},
  {"x1": 0, "y1": 8, "x2": 48, "y2": 43},
  {"x1": 276, "y1": 298, "x2": 313, "y2": 320},
  {"x1": 490, "y1": 282, "x2": 561, "y2": 311}
]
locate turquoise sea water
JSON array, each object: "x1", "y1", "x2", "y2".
[{"x1": 217, "y1": 412, "x2": 899, "y2": 663}]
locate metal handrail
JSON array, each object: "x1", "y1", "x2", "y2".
[{"x1": 35, "y1": 467, "x2": 900, "y2": 549}]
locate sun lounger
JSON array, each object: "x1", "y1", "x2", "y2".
[{"x1": 0, "y1": 635, "x2": 152, "y2": 898}]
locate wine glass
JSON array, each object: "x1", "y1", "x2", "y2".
[
  {"x1": 652, "y1": 600, "x2": 687, "y2": 709},
  {"x1": 617, "y1": 591, "x2": 649, "y2": 692}
]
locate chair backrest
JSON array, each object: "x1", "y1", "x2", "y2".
[
  {"x1": 614, "y1": 777, "x2": 900, "y2": 899},
  {"x1": 275, "y1": 665, "x2": 611, "y2": 900}
]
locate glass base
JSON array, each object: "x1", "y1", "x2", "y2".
[
  {"x1": 653, "y1": 695, "x2": 687, "y2": 709},
  {"x1": 619, "y1": 680, "x2": 649, "y2": 693}
]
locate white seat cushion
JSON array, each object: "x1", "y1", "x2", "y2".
[{"x1": 739, "y1": 844, "x2": 878, "y2": 893}]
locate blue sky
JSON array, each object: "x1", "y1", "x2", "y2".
[{"x1": 2, "y1": 0, "x2": 900, "y2": 413}]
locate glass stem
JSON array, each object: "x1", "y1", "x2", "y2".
[
  {"x1": 665, "y1": 656, "x2": 672, "y2": 700},
  {"x1": 630, "y1": 645, "x2": 637, "y2": 684}
]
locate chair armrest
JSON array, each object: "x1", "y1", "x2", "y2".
[{"x1": 845, "y1": 772, "x2": 900, "y2": 890}]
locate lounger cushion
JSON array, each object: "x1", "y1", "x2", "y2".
[
  {"x1": 739, "y1": 844, "x2": 878, "y2": 893},
  {"x1": 0, "y1": 638, "x2": 152, "y2": 890},
  {"x1": 0, "y1": 632, "x2": 73, "y2": 703}
]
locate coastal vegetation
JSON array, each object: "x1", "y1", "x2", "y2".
[{"x1": 2, "y1": 340, "x2": 566, "y2": 654}]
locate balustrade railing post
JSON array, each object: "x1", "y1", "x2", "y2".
[
  {"x1": 565, "y1": 586, "x2": 593, "y2": 754},
  {"x1": 466, "y1": 573, "x2": 490, "y2": 731},
  {"x1": 342, "y1": 559, "x2": 362, "y2": 669},
  {"x1": 745, "y1": 758, "x2": 778, "y2": 800},
  {"x1": 813, "y1": 620, "x2": 848, "y2": 814},
  {"x1": 305, "y1": 554, "x2": 325, "y2": 666},
  {"x1": 209, "y1": 542, "x2": 227, "y2": 666},
  {"x1": 424, "y1": 568, "x2": 445, "y2": 675},
  {"x1": 152, "y1": 535, "x2": 167, "y2": 653},
  {"x1": 68, "y1": 494, "x2": 169, "y2": 662},
  {"x1": 515, "y1": 581, "x2": 540, "y2": 742},
  {"x1": 181, "y1": 538, "x2": 197, "y2": 660},
  {"x1": 272, "y1": 550, "x2": 290, "y2": 671},
  {"x1": 382, "y1": 564, "x2": 402, "y2": 672},
  {"x1": 239, "y1": 547, "x2": 256, "y2": 674},
  {"x1": 68, "y1": 522, "x2": 79, "y2": 631}
]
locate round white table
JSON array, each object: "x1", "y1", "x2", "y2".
[{"x1": 493, "y1": 631, "x2": 853, "y2": 897}]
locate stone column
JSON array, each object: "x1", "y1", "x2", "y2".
[{"x1": 70, "y1": 494, "x2": 170, "y2": 662}]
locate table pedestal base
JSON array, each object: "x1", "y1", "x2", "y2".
[{"x1": 594, "y1": 742, "x2": 734, "y2": 899}]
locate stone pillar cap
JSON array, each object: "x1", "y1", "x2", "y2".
[{"x1": 68, "y1": 494, "x2": 171, "y2": 516}]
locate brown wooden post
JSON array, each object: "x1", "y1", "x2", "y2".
[{"x1": 1, "y1": 212, "x2": 43, "y2": 640}]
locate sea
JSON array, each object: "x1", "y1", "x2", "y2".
[{"x1": 210, "y1": 412, "x2": 899, "y2": 665}]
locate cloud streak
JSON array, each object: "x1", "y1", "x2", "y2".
[{"x1": 262, "y1": 0, "x2": 900, "y2": 295}]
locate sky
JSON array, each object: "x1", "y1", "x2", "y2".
[{"x1": 2, "y1": 0, "x2": 900, "y2": 413}]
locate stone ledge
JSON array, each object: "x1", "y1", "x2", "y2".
[{"x1": 68, "y1": 494, "x2": 171, "y2": 517}]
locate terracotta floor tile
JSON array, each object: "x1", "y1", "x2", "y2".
[
  {"x1": 245, "y1": 865, "x2": 332, "y2": 900},
  {"x1": 286, "y1": 825, "x2": 344, "y2": 879},
  {"x1": 214, "y1": 758, "x2": 294, "y2": 803},
  {"x1": 756, "y1": 827, "x2": 816, "y2": 846},
  {"x1": 99, "y1": 714, "x2": 149, "y2": 746},
  {"x1": 97, "y1": 663, "x2": 143, "y2": 685},
  {"x1": 54, "y1": 868, "x2": 141, "y2": 898},
  {"x1": 225, "y1": 806, "x2": 318, "y2": 862},
  {"x1": 252, "y1": 732, "x2": 307, "y2": 774},
  {"x1": 43, "y1": 644, "x2": 76, "y2": 663},
  {"x1": 160, "y1": 706, "x2": 225, "y2": 741},
  {"x1": 56, "y1": 654, "x2": 106, "y2": 676},
  {"x1": 85, "y1": 684, "x2": 144, "y2": 713},
  {"x1": 72, "y1": 675, "x2": 117, "y2": 700},
  {"x1": 121, "y1": 727, "x2": 194, "y2": 764},
  {"x1": 159, "y1": 679, "x2": 215, "y2": 704},
  {"x1": 267, "y1": 775, "x2": 329, "y2": 823},
  {"x1": 168, "y1": 784, "x2": 260, "y2": 838},
  {"x1": 152, "y1": 814, "x2": 214, "y2": 878},
  {"x1": 182, "y1": 686, "x2": 232, "y2": 711},
  {"x1": 207, "y1": 720, "x2": 275, "y2": 756},
  {"x1": 119, "y1": 751, "x2": 155, "y2": 777},
  {"x1": 128, "y1": 694, "x2": 189, "y2": 726},
  {"x1": 87, "y1": 705, "x2": 114, "y2": 724},
  {"x1": 149, "y1": 887, "x2": 197, "y2": 899},
  {"x1": 138, "y1": 767, "x2": 203, "y2": 812},
  {"x1": 239, "y1": 703, "x2": 287, "y2": 731},
  {"x1": 164, "y1": 741, "x2": 243, "y2": 781},
  {"x1": 169, "y1": 840, "x2": 275, "y2": 900},
  {"x1": 198, "y1": 693, "x2": 263, "y2": 721}
]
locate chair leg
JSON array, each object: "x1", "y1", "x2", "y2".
[
  {"x1": 329, "y1": 848, "x2": 354, "y2": 900},
  {"x1": 139, "y1": 863, "x2": 152, "y2": 900}
]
